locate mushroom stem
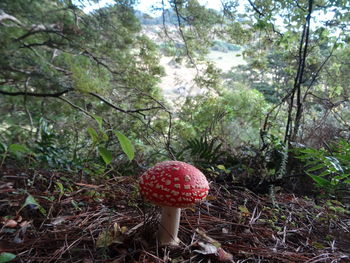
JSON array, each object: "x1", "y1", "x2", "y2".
[{"x1": 159, "y1": 206, "x2": 181, "y2": 246}]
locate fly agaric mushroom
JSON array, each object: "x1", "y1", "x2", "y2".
[{"x1": 139, "y1": 161, "x2": 209, "y2": 246}]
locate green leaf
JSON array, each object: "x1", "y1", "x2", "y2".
[
  {"x1": 325, "y1": 156, "x2": 344, "y2": 173},
  {"x1": 101, "y1": 132, "x2": 109, "y2": 142},
  {"x1": 115, "y1": 131, "x2": 135, "y2": 161},
  {"x1": 0, "y1": 252, "x2": 16, "y2": 263},
  {"x1": 23, "y1": 195, "x2": 40, "y2": 207},
  {"x1": 98, "y1": 147, "x2": 113, "y2": 165},
  {"x1": 56, "y1": 182, "x2": 65, "y2": 195},
  {"x1": 308, "y1": 174, "x2": 331, "y2": 187},
  {"x1": 9, "y1": 144, "x2": 32, "y2": 155},
  {"x1": 22, "y1": 195, "x2": 46, "y2": 215},
  {"x1": 0, "y1": 141, "x2": 7, "y2": 152},
  {"x1": 93, "y1": 115, "x2": 103, "y2": 129},
  {"x1": 217, "y1": 164, "x2": 226, "y2": 170},
  {"x1": 87, "y1": 127, "x2": 99, "y2": 143}
]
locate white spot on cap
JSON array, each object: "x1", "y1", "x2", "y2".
[
  {"x1": 165, "y1": 179, "x2": 171, "y2": 185},
  {"x1": 184, "y1": 185, "x2": 190, "y2": 190},
  {"x1": 174, "y1": 184, "x2": 180, "y2": 189}
]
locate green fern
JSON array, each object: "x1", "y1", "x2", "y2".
[
  {"x1": 295, "y1": 140, "x2": 350, "y2": 194},
  {"x1": 176, "y1": 136, "x2": 223, "y2": 166}
]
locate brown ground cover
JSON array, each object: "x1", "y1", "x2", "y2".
[{"x1": 0, "y1": 167, "x2": 349, "y2": 262}]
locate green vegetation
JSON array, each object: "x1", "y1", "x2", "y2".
[
  {"x1": 211, "y1": 40, "x2": 241, "y2": 53},
  {"x1": 0, "y1": 0, "x2": 350, "y2": 262}
]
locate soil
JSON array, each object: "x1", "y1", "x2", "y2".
[{"x1": 1, "y1": 166, "x2": 349, "y2": 262}]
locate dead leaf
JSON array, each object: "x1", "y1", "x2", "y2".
[
  {"x1": 19, "y1": 221, "x2": 30, "y2": 228},
  {"x1": 194, "y1": 242, "x2": 218, "y2": 255},
  {"x1": 96, "y1": 223, "x2": 128, "y2": 247},
  {"x1": 217, "y1": 247, "x2": 234, "y2": 262},
  {"x1": 171, "y1": 256, "x2": 185, "y2": 263},
  {"x1": 51, "y1": 216, "x2": 66, "y2": 225},
  {"x1": 4, "y1": 219, "x2": 17, "y2": 228},
  {"x1": 14, "y1": 215, "x2": 22, "y2": 222},
  {"x1": 0, "y1": 182, "x2": 13, "y2": 189},
  {"x1": 194, "y1": 229, "x2": 234, "y2": 262}
]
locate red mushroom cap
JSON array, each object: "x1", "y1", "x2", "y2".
[{"x1": 139, "y1": 161, "x2": 209, "y2": 208}]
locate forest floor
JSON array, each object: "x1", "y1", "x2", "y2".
[{"x1": 0, "y1": 166, "x2": 350, "y2": 263}]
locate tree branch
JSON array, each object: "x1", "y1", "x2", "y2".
[
  {"x1": 59, "y1": 96, "x2": 96, "y2": 120},
  {"x1": 88, "y1": 92, "x2": 164, "y2": 116},
  {"x1": 0, "y1": 88, "x2": 72, "y2": 97},
  {"x1": 173, "y1": 1, "x2": 196, "y2": 66},
  {"x1": 247, "y1": 0, "x2": 264, "y2": 17},
  {"x1": 81, "y1": 49, "x2": 124, "y2": 75},
  {"x1": 0, "y1": 9, "x2": 22, "y2": 25}
]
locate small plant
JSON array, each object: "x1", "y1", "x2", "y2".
[
  {"x1": 0, "y1": 141, "x2": 34, "y2": 168},
  {"x1": 86, "y1": 115, "x2": 135, "y2": 166},
  {"x1": 0, "y1": 252, "x2": 16, "y2": 263},
  {"x1": 296, "y1": 140, "x2": 350, "y2": 194},
  {"x1": 34, "y1": 118, "x2": 70, "y2": 169},
  {"x1": 176, "y1": 136, "x2": 223, "y2": 167}
]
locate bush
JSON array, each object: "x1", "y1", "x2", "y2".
[
  {"x1": 295, "y1": 140, "x2": 350, "y2": 195},
  {"x1": 211, "y1": 40, "x2": 241, "y2": 53}
]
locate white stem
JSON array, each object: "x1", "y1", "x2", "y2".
[{"x1": 158, "y1": 206, "x2": 181, "y2": 246}]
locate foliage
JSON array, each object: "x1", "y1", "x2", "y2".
[
  {"x1": 176, "y1": 137, "x2": 223, "y2": 167},
  {"x1": 0, "y1": 253, "x2": 16, "y2": 263},
  {"x1": 1, "y1": 0, "x2": 350, "y2": 203},
  {"x1": 1, "y1": 1, "x2": 350, "y2": 260},
  {"x1": 296, "y1": 140, "x2": 350, "y2": 194},
  {"x1": 0, "y1": 0, "x2": 169, "y2": 174},
  {"x1": 175, "y1": 86, "x2": 270, "y2": 149},
  {"x1": 20, "y1": 194, "x2": 46, "y2": 216},
  {"x1": 211, "y1": 40, "x2": 241, "y2": 53}
]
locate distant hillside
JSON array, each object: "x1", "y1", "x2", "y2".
[
  {"x1": 135, "y1": 9, "x2": 181, "y2": 25},
  {"x1": 136, "y1": 10, "x2": 246, "y2": 105}
]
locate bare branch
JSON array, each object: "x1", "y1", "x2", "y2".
[
  {"x1": 247, "y1": 0, "x2": 264, "y2": 17},
  {"x1": 0, "y1": 9, "x2": 22, "y2": 25},
  {"x1": 88, "y1": 92, "x2": 164, "y2": 116},
  {"x1": 15, "y1": 24, "x2": 68, "y2": 41},
  {"x1": 173, "y1": 1, "x2": 197, "y2": 66},
  {"x1": 59, "y1": 96, "x2": 96, "y2": 120},
  {"x1": 81, "y1": 50, "x2": 124, "y2": 75}
]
